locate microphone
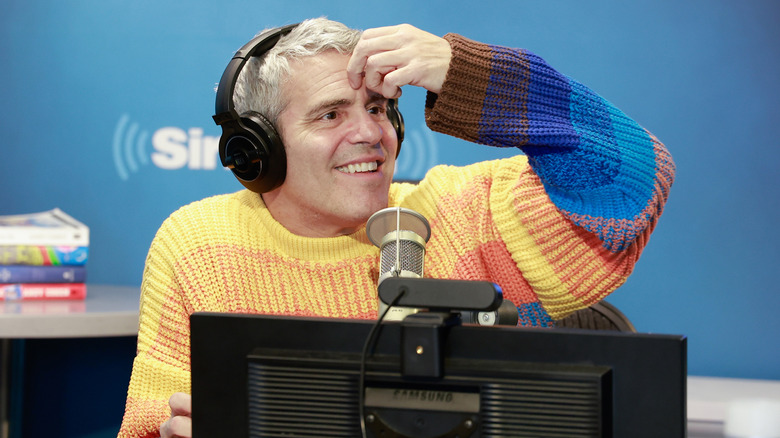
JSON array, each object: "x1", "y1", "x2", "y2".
[{"x1": 366, "y1": 207, "x2": 431, "y2": 321}]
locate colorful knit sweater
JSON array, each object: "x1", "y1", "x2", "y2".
[{"x1": 118, "y1": 34, "x2": 674, "y2": 437}]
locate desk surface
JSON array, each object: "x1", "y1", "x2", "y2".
[
  {"x1": 687, "y1": 375, "x2": 780, "y2": 437},
  {"x1": 3, "y1": 286, "x2": 779, "y2": 437},
  {"x1": 0, "y1": 284, "x2": 140, "y2": 338}
]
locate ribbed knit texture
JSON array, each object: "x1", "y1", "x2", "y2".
[{"x1": 118, "y1": 34, "x2": 674, "y2": 437}]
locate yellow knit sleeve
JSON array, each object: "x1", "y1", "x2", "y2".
[
  {"x1": 489, "y1": 156, "x2": 643, "y2": 319},
  {"x1": 118, "y1": 197, "x2": 208, "y2": 437},
  {"x1": 396, "y1": 155, "x2": 643, "y2": 322}
]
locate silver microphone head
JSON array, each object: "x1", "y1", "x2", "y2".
[{"x1": 366, "y1": 207, "x2": 431, "y2": 320}]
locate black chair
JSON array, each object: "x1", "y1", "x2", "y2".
[{"x1": 554, "y1": 301, "x2": 636, "y2": 332}]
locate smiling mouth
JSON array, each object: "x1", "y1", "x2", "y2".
[{"x1": 336, "y1": 161, "x2": 379, "y2": 174}]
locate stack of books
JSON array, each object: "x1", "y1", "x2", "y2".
[{"x1": 0, "y1": 208, "x2": 89, "y2": 301}]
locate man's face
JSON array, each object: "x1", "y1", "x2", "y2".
[{"x1": 262, "y1": 50, "x2": 399, "y2": 237}]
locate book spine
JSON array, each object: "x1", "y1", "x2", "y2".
[
  {"x1": 0, "y1": 232, "x2": 89, "y2": 247},
  {"x1": 0, "y1": 245, "x2": 89, "y2": 266},
  {"x1": 0, "y1": 209, "x2": 90, "y2": 246},
  {"x1": 0, "y1": 283, "x2": 87, "y2": 301},
  {"x1": 0, "y1": 266, "x2": 87, "y2": 283}
]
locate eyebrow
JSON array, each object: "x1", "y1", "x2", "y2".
[
  {"x1": 304, "y1": 93, "x2": 388, "y2": 120},
  {"x1": 304, "y1": 98, "x2": 351, "y2": 120},
  {"x1": 367, "y1": 92, "x2": 389, "y2": 107}
]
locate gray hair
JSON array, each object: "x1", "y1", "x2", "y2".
[{"x1": 233, "y1": 18, "x2": 362, "y2": 126}]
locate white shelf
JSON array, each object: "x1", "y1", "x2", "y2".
[{"x1": 0, "y1": 284, "x2": 140, "y2": 338}]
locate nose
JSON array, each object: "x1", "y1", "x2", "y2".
[{"x1": 345, "y1": 110, "x2": 383, "y2": 146}]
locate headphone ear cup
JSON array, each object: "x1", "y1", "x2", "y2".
[
  {"x1": 219, "y1": 111, "x2": 286, "y2": 193},
  {"x1": 387, "y1": 99, "x2": 404, "y2": 156}
]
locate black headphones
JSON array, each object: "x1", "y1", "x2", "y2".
[{"x1": 213, "y1": 23, "x2": 405, "y2": 193}]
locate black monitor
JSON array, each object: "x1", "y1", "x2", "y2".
[{"x1": 190, "y1": 309, "x2": 686, "y2": 437}]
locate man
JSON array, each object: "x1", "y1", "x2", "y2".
[{"x1": 119, "y1": 17, "x2": 674, "y2": 437}]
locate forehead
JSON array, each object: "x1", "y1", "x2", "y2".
[{"x1": 281, "y1": 51, "x2": 354, "y2": 105}]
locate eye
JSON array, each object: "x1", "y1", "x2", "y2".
[
  {"x1": 367, "y1": 104, "x2": 386, "y2": 116},
  {"x1": 320, "y1": 111, "x2": 338, "y2": 121}
]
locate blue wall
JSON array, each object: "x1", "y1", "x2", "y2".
[{"x1": 2, "y1": 0, "x2": 778, "y2": 381}]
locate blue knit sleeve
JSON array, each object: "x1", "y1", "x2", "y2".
[{"x1": 426, "y1": 34, "x2": 675, "y2": 252}]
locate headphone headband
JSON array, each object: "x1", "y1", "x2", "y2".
[{"x1": 213, "y1": 24, "x2": 298, "y2": 124}]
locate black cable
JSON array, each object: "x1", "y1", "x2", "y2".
[{"x1": 359, "y1": 291, "x2": 406, "y2": 438}]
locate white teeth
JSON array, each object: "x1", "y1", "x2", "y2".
[{"x1": 338, "y1": 161, "x2": 378, "y2": 174}]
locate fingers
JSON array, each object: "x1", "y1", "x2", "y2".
[
  {"x1": 160, "y1": 393, "x2": 193, "y2": 438},
  {"x1": 169, "y1": 392, "x2": 192, "y2": 417},
  {"x1": 347, "y1": 24, "x2": 451, "y2": 98},
  {"x1": 160, "y1": 415, "x2": 192, "y2": 438},
  {"x1": 347, "y1": 26, "x2": 401, "y2": 90},
  {"x1": 361, "y1": 53, "x2": 404, "y2": 99}
]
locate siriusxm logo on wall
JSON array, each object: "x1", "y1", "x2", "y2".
[
  {"x1": 112, "y1": 113, "x2": 439, "y2": 182},
  {"x1": 112, "y1": 114, "x2": 220, "y2": 181}
]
